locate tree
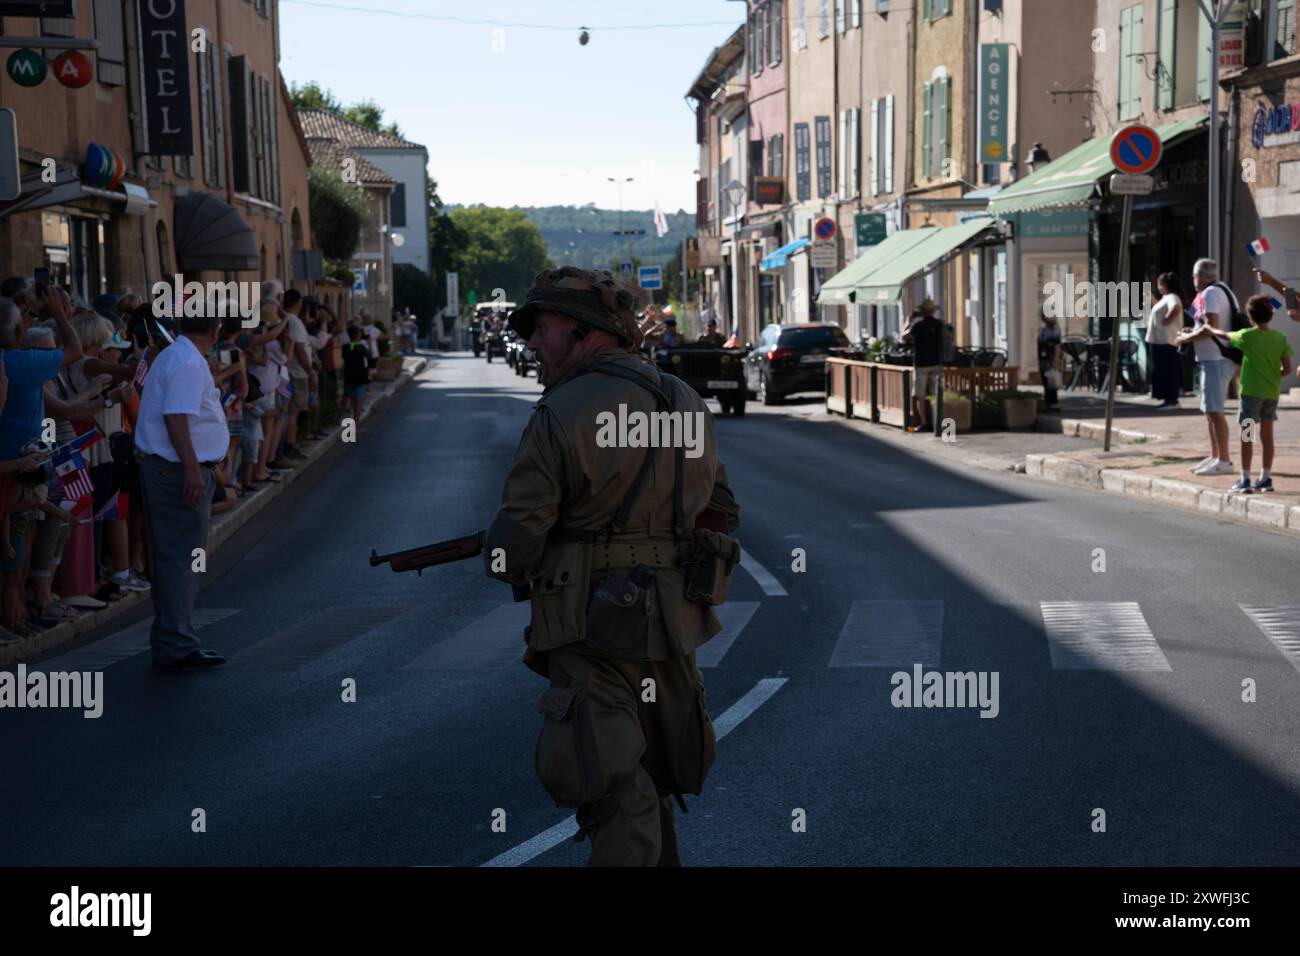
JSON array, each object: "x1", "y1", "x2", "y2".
[
  {"x1": 448, "y1": 207, "x2": 552, "y2": 305},
  {"x1": 308, "y1": 165, "x2": 367, "y2": 261},
  {"x1": 289, "y1": 80, "x2": 342, "y2": 113},
  {"x1": 394, "y1": 263, "x2": 436, "y2": 321},
  {"x1": 342, "y1": 100, "x2": 403, "y2": 139}
]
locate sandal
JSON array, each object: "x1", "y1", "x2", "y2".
[{"x1": 37, "y1": 600, "x2": 79, "y2": 621}]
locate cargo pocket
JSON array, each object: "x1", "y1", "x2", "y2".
[
  {"x1": 673, "y1": 675, "x2": 717, "y2": 796},
  {"x1": 534, "y1": 685, "x2": 604, "y2": 808}
]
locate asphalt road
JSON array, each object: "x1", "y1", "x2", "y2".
[{"x1": 4, "y1": 351, "x2": 1300, "y2": 867}]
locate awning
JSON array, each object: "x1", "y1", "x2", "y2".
[
  {"x1": 740, "y1": 220, "x2": 781, "y2": 238},
  {"x1": 987, "y1": 116, "x2": 1206, "y2": 217},
  {"x1": 760, "y1": 237, "x2": 809, "y2": 271},
  {"x1": 853, "y1": 216, "x2": 997, "y2": 304},
  {"x1": 0, "y1": 168, "x2": 156, "y2": 219},
  {"x1": 173, "y1": 191, "x2": 259, "y2": 272},
  {"x1": 816, "y1": 227, "x2": 938, "y2": 305}
]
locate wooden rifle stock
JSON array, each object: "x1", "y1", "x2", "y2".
[{"x1": 370, "y1": 531, "x2": 486, "y2": 574}]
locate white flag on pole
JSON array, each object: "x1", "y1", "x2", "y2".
[{"x1": 653, "y1": 201, "x2": 668, "y2": 238}]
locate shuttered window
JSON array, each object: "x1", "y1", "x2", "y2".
[
  {"x1": 228, "y1": 55, "x2": 253, "y2": 194},
  {"x1": 269, "y1": 79, "x2": 280, "y2": 204},
  {"x1": 696, "y1": 178, "x2": 709, "y2": 229},
  {"x1": 1277, "y1": 0, "x2": 1297, "y2": 57},
  {"x1": 851, "y1": 0, "x2": 861, "y2": 29},
  {"x1": 390, "y1": 183, "x2": 407, "y2": 228},
  {"x1": 836, "y1": 0, "x2": 846, "y2": 34},
  {"x1": 868, "y1": 99, "x2": 879, "y2": 195},
  {"x1": 1196, "y1": 5, "x2": 1211, "y2": 102},
  {"x1": 795, "y1": 0, "x2": 807, "y2": 50},
  {"x1": 1118, "y1": 4, "x2": 1144, "y2": 121},
  {"x1": 93, "y1": 0, "x2": 127, "y2": 86},
  {"x1": 882, "y1": 95, "x2": 894, "y2": 193},
  {"x1": 837, "y1": 110, "x2": 848, "y2": 197},
  {"x1": 937, "y1": 76, "x2": 950, "y2": 177},
  {"x1": 819, "y1": 0, "x2": 830, "y2": 38},
  {"x1": 815, "y1": 115, "x2": 832, "y2": 197},
  {"x1": 769, "y1": 0, "x2": 783, "y2": 64},
  {"x1": 198, "y1": 43, "x2": 214, "y2": 183},
  {"x1": 795, "y1": 122, "x2": 811, "y2": 201},
  {"x1": 768, "y1": 133, "x2": 783, "y2": 177},
  {"x1": 921, "y1": 81, "x2": 932, "y2": 179},
  {"x1": 1157, "y1": 0, "x2": 1176, "y2": 111},
  {"x1": 211, "y1": 47, "x2": 227, "y2": 188}
]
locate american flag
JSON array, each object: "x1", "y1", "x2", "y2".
[
  {"x1": 53, "y1": 449, "x2": 94, "y2": 502},
  {"x1": 133, "y1": 347, "x2": 150, "y2": 388}
]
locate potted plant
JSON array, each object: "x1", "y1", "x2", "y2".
[
  {"x1": 982, "y1": 389, "x2": 1040, "y2": 429},
  {"x1": 927, "y1": 390, "x2": 971, "y2": 431}
]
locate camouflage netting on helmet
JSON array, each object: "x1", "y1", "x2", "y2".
[{"x1": 509, "y1": 267, "x2": 648, "y2": 349}]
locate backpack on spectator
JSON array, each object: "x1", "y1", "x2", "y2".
[{"x1": 1210, "y1": 281, "x2": 1248, "y2": 365}]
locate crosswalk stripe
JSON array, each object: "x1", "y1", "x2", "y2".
[
  {"x1": 739, "y1": 548, "x2": 787, "y2": 596},
  {"x1": 696, "y1": 601, "x2": 761, "y2": 668},
  {"x1": 405, "y1": 603, "x2": 530, "y2": 669},
  {"x1": 235, "y1": 606, "x2": 406, "y2": 671},
  {"x1": 34, "y1": 608, "x2": 242, "y2": 671},
  {"x1": 1240, "y1": 606, "x2": 1300, "y2": 675},
  {"x1": 479, "y1": 676, "x2": 787, "y2": 867},
  {"x1": 1040, "y1": 602, "x2": 1171, "y2": 671},
  {"x1": 829, "y1": 600, "x2": 943, "y2": 668}
]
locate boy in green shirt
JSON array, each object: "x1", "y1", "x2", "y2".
[{"x1": 1210, "y1": 295, "x2": 1293, "y2": 493}]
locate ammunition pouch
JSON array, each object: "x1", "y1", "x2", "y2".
[
  {"x1": 534, "y1": 684, "x2": 604, "y2": 808},
  {"x1": 677, "y1": 528, "x2": 741, "y2": 607},
  {"x1": 528, "y1": 539, "x2": 593, "y2": 650},
  {"x1": 583, "y1": 564, "x2": 656, "y2": 659}
]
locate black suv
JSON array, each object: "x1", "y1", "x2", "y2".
[{"x1": 743, "y1": 323, "x2": 851, "y2": 404}]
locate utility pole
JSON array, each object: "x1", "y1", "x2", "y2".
[{"x1": 1198, "y1": 0, "x2": 1232, "y2": 264}]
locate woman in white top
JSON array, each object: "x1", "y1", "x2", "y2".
[{"x1": 1145, "y1": 271, "x2": 1186, "y2": 408}]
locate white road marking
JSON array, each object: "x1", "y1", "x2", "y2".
[
  {"x1": 696, "y1": 601, "x2": 761, "y2": 668},
  {"x1": 1240, "y1": 606, "x2": 1300, "y2": 675},
  {"x1": 739, "y1": 548, "x2": 787, "y2": 596},
  {"x1": 479, "y1": 676, "x2": 788, "y2": 867},
  {"x1": 1040, "y1": 602, "x2": 1171, "y2": 671},
  {"x1": 34, "y1": 609, "x2": 242, "y2": 671},
  {"x1": 829, "y1": 600, "x2": 943, "y2": 668},
  {"x1": 405, "y1": 603, "x2": 530, "y2": 669}
]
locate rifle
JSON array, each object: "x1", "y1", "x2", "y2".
[{"x1": 370, "y1": 531, "x2": 530, "y2": 602}]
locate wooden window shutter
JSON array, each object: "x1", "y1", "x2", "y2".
[{"x1": 922, "y1": 81, "x2": 932, "y2": 179}]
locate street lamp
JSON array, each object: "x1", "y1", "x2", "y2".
[
  {"x1": 723, "y1": 179, "x2": 746, "y2": 220},
  {"x1": 608, "y1": 175, "x2": 635, "y2": 267}
]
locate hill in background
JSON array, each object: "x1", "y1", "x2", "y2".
[{"x1": 449, "y1": 203, "x2": 696, "y2": 275}]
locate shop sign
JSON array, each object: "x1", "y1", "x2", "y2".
[
  {"x1": 1252, "y1": 100, "x2": 1300, "y2": 149},
  {"x1": 1018, "y1": 209, "x2": 1089, "y2": 239},
  {"x1": 137, "y1": 0, "x2": 194, "y2": 155}
]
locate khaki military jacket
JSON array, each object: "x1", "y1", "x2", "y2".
[{"x1": 485, "y1": 348, "x2": 741, "y2": 659}]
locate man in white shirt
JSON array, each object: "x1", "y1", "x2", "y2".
[
  {"x1": 279, "y1": 289, "x2": 317, "y2": 460},
  {"x1": 359, "y1": 309, "x2": 385, "y2": 365},
  {"x1": 135, "y1": 310, "x2": 230, "y2": 672},
  {"x1": 1176, "y1": 258, "x2": 1235, "y2": 476}
]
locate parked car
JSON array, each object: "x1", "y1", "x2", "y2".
[
  {"x1": 743, "y1": 323, "x2": 852, "y2": 404},
  {"x1": 650, "y1": 341, "x2": 749, "y2": 416}
]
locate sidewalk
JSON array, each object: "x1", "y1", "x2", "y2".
[
  {"x1": 0, "y1": 353, "x2": 431, "y2": 667},
  {"x1": 1025, "y1": 388, "x2": 1300, "y2": 534}
]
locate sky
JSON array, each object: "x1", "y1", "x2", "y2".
[{"x1": 278, "y1": 0, "x2": 745, "y2": 214}]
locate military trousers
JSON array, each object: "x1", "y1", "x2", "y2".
[{"x1": 533, "y1": 642, "x2": 717, "y2": 867}]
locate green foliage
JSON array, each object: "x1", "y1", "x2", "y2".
[
  {"x1": 454, "y1": 203, "x2": 695, "y2": 275},
  {"x1": 289, "y1": 80, "x2": 341, "y2": 113},
  {"x1": 447, "y1": 207, "x2": 552, "y2": 305},
  {"x1": 308, "y1": 165, "x2": 367, "y2": 261},
  {"x1": 290, "y1": 81, "x2": 402, "y2": 138},
  {"x1": 324, "y1": 260, "x2": 356, "y2": 284},
  {"x1": 979, "y1": 388, "x2": 1041, "y2": 409},
  {"x1": 864, "y1": 335, "x2": 898, "y2": 362},
  {"x1": 394, "y1": 263, "x2": 436, "y2": 321}
]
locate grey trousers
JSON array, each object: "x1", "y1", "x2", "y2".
[{"x1": 138, "y1": 456, "x2": 214, "y2": 665}]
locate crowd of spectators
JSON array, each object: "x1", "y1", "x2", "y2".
[{"x1": 0, "y1": 275, "x2": 393, "y2": 647}]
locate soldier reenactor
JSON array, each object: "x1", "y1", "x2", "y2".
[{"x1": 484, "y1": 266, "x2": 742, "y2": 866}]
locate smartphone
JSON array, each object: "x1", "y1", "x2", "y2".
[
  {"x1": 34, "y1": 267, "x2": 49, "y2": 297},
  {"x1": 1286, "y1": 288, "x2": 1298, "y2": 311}
]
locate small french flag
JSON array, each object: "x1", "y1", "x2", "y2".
[{"x1": 1247, "y1": 237, "x2": 1271, "y2": 258}]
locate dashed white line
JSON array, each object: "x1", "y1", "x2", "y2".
[{"x1": 479, "y1": 676, "x2": 788, "y2": 867}]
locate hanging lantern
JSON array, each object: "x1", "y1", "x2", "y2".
[
  {"x1": 6, "y1": 48, "x2": 46, "y2": 88},
  {"x1": 52, "y1": 50, "x2": 93, "y2": 89},
  {"x1": 578, "y1": 27, "x2": 590, "y2": 46}
]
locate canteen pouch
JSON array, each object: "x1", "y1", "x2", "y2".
[
  {"x1": 679, "y1": 529, "x2": 741, "y2": 606},
  {"x1": 534, "y1": 684, "x2": 604, "y2": 808},
  {"x1": 528, "y1": 539, "x2": 592, "y2": 650},
  {"x1": 583, "y1": 564, "x2": 655, "y2": 659}
]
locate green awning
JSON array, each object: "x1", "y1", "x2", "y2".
[
  {"x1": 854, "y1": 217, "x2": 997, "y2": 305},
  {"x1": 986, "y1": 116, "x2": 1206, "y2": 217},
  {"x1": 816, "y1": 227, "x2": 938, "y2": 305}
]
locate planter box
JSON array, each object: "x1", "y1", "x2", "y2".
[
  {"x1": 927, "y1": 396, "x2": 971, "y2": 432},
  {"x1": 372, "y1": 356, "x2": 402, "y2": 382},
  {"x1": 1001, "y1": 397, "x2": 1038, "y2": 430}
]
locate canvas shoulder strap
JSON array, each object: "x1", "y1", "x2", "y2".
[{"x1": 569, "y1": 360, "x2": 686, "y2": 545}]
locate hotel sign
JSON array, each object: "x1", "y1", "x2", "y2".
[{"x1": 137, "y1": 0, "x2": 193, "y2": 155}]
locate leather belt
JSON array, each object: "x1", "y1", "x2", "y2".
[{"x1": 590, "y1": 540, "x2": 680, "y2": 572}]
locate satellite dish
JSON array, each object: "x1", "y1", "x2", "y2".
[{"x1": 391, "y1": 232, "x2": 406, "y2": 247}]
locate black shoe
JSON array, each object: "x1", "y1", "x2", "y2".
[{"x1": 153, "y1": 649, "x2": 227, "y2": 672}]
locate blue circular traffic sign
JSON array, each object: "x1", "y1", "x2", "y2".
[
  {"x1": 814, "y1": 217, "x2": 836, "y2": 240},
  {"x1": 1110, "y1": 124, "x2": 1162, "y2": 175}
]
